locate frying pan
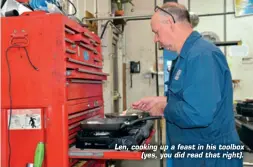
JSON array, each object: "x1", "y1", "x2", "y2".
[
  {"x1": 104, "y1": 112, "x2": 150, "y2": 122},
  {"x1": 80, "y1": 116, "x2": 162, "y2": 132}
]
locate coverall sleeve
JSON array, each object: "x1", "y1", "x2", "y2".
[{"x1": 164, "y1": 52, "x2": 222, "y2": 129}]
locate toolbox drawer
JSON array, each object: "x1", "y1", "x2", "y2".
[
  {"x1": 67, "y1": 97, "x2": 103, "y2": 115},
  {"x1": 66, "y1": 57, "x2": 103, "y2": 72},
  {"x1": 66, "y1": 79, "x2": 103, "y2": 100},
  {"x1": 68, "y1": 107, "x2": 102, "y2": 125},
  {"x1": 66, "y1": 68, "x2": 108, "y2": 81}
]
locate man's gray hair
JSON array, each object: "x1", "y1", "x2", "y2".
[{"x1": 159, "y1": 2, "x2": 191, "y2": 23}]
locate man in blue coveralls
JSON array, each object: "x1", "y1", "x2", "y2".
[{"x1": 131, "y1": 2, "x2": 243, "y2": 167}]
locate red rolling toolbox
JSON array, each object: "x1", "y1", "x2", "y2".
[
  {"x1": 1, "y1": 11, "x2": 108, "y2": 167},
  {"x1": 1, "y1": 11, "x2": 156, "y2": 167}
]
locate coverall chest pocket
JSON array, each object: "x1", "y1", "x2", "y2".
[{"x1": 169, "y1": 69, "x2": 184, "y2": 94}]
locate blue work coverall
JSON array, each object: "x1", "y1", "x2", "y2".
[{"x1": 164, "y1": 31, "x2": 243, "y2": 167}]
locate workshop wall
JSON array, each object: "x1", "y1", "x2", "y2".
[
  {"x1": 96, "y1": 0, "x2": 115, "y2": 114},
  {"x1": 124, "y1": 0, "x2": 165, "y2": 107},
  {"x1": 225, "y1": 0, "x2": 253, "y2": 100},
  {"x1": 96, "y1": 0, "x2": 125, "y2": 114},
  {"x1": 72, "y1": 0, "x2": 253, "y2": 112},
  {"x1": 179, "y1": 0, "x2": 253, "y2": 100}
]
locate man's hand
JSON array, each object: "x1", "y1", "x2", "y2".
[{"x1": 131, "y1": 96, "x2": 167, "y2": 116}]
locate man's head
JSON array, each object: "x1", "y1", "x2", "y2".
[{"x1": 151, "y1": 2, "x2": 193, "y2": 53}]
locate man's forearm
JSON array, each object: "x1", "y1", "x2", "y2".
[{"x1": 158, "y1": 96, "x2": 167, "y2": 111}]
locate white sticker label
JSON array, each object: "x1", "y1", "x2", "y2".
[
  {"x1": 174, "y1": 69, "x2": 182, "y2": 80},
  {"x1": 8, "y1": 109, "x2": 42, "y2": 130}
]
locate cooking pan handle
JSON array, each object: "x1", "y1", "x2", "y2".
[
  {"x1": 120, "y1": 116, "x2": 162, "y2": 129},
  {"x1": 245, "y1": 100, "x2": 253, "y2": 104}
]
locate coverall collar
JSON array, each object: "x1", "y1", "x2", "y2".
[{"x1": 179, "y1": 31, "x2": 201, "y2": 58}]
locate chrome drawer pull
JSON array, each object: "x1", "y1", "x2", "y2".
[
  {"x1": 67, "y1": 58, "x2": 103, "y2": 69},
  {"x1": 66, "y1": 48, "x2": 76, "y2": 54},
  {"x1": 65, "y1": 38, "x2": 75, "y2": 44},
  {"x1": 79, "y1": 42, "x2": 93, "y2": 51},
  {"x1": 69, "y1": 79, "x2": 103, "y2": 84},
  {"x1": 65, "y1": 27, "x2": 75, "y2": 35},
  {"x1": 93, "y1": 50, "x2": 98, "y2": 55},
  {"x1": 83, "y1": 32, "x2": 92, "y2": 38},
  {"x1": 77, "y1": 68, "x2": 109, "y2": 76},
  {"x1": 68, "y1": 107, "x2": 101, "y2": 119}
]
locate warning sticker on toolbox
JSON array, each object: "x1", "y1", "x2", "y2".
[{"x1": 7, "y1": 109, "x2": 42, "y2": 130}]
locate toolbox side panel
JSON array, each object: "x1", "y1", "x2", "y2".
[
  {"x1": 1, "y1": 14, "x2": 53, "y2": 167},
  {"x1": 1, "y1": 13, "x2": 67, "y2": 167},
  {"x1": 1, "y1": 14, "x2": 53, "y2": 108}
]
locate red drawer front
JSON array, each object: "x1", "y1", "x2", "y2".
[
  {"x1": 78, "y1": 44, "x2": 97, "y2": 65},
  {"x1": 68, "y1": 107, "x2": 102, "y2": 125},
  {"x1": 66, "y1": 68, "x2": 108, "y2": 81},
  {"x1": 65, "y1": 26, "x2": 78, "y2": 38},
  {"x1": 65, "y1": 40, "x2": 78, "y2": 59},
  {"x1": 66, "y1": 79, "x2": 103, "y2": 100},
  {"x1": 66, "y1": 57, "x2": 103, "y2": 72},
  {"x1": 66, "y1": 96, "x2": 103, "y2": 105},
  {"x1": 67, "y1": 99, "x2": 103, "y2": 115}
]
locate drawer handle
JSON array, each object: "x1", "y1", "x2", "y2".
[
  {"x1": 94, "y1": 58, "x2": 101, "y2": 62},
  {"x1": 65, "y1": 38, "x2": 75, "y2": 44},
  {"x1": 68, "y1": 107, "x2": 101, "y2": 119},
  {"x1": 93, "y1": 50, "x2": 98, "y2": 55},
  {"x1": 66, "y1": 70, "x2": 72, "y2": 76},
  {"x1": 90, "y1": 40, "x2": 98, "y2": 47},
  {"x1": 66, "y1": 58, "x2": 103, "y2": 69},
  {"x1": 65, "y1": 27, "x2": 76, "y2": 35},
  {"x1": 69, "y1": 79, "x2": 103, "y2": 84},
  {"x1": 66, "y1": 48, "x2": 76, "y2": 54},
  {"x1": 83, "y1": 32, "x2": 92, "y2": 38},
  {"x1": 90, "y1": 39, "x2": 96, "y2": 44},
  {"x1": 77, "y1": 68, "x2": 109, "y2": 76},
  {"x1": 79, "y1": 42, "x2": 93, "y2": 51}
]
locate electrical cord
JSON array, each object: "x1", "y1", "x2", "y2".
[
  {"x1": 100, "y1": 20, "x2": 123, "y2": 39},
  {"x1": 67, "y1": 0, "x2": 77, "y2": 16},
  {"x1": 1, "y1": 0, "x2": 7, "y2": 9},
  {"x1": 6, "y1": 44, "x2": 39, "y2": 167}
]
